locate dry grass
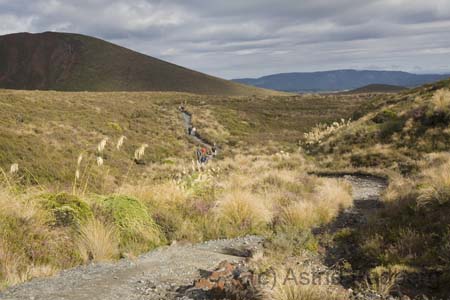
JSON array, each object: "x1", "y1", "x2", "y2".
[
  {"x1": 77, "y1": 218, "x2": 119, "y2": 263},
  {"x1": 0, "y1": 89, "x2": 367, "y2": 188},
  {"x1": 302, "y1": 119, "x2": 351, "y2": 146},
  {"x1": 0, "y1": 147, "x2": 354, "y2": 289},
  {"x1": 123, "y1": 180, "x2": 190, "y2": 208},
  {"x1": 215, "y1": 190, "x2": 272, "y2": 237},
  {"x1": 276, "y1": 178, "x2": 352, "y2": 239},
  {"x1": 418, "y1": 159, "x2": 450, "y2": 206},
  {"x1": 364, "y1": 265, "x2": 416, "y2": 297},
  {"x1": 265, "y1": 265, "x2": 349, "y2": 300},
  {"x1": 314, "y1": 179, "x2": 353, "y2": 223},
  {"x1": 431, "y1": 88, "x2": 450, "y2": 113},
  {"x1": 0, "y1": 188, "x2": 78, "y2": 287}
]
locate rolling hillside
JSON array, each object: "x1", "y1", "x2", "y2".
[
  {"x1": 344, "y1": 83, "x2": 408, "y2": 94},
  {"x1": 0, "y1": 89, "x2": 369, "y2": 187},
  {"x1": 234, "y1": 70, "x2": 449, "y2": 92},
  {"x1": 305, "y1": 78, "x2": 450, "y2": 172},
  {"x1": 0, "y1": 32, "x2": 280, "y2": 96},
  {"x1": 303, "y1": 78, "x2": 450, "y2": 297}
]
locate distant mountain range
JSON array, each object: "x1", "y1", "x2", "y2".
[
  {"x1": 233, "y1": 70, "x2": 450, "y2": 92},
  {"x1": 0, "y1": 32, "x2": 281, "y2": 96}
]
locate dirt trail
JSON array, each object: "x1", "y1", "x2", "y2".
[
  {"x1": 0, "y1": 237, "x2": 263, "y2": 300},
  {"x1": 316, "y1": 174, "x2": 388, "y2": 297},
  {"x1": 181, "y1": 111, "x2": 213, "y2": 149},
  {"x1": 321, "y1": 174, "x2": 387, "y2": 231}
]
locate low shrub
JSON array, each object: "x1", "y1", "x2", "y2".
[
  {"x1": 102, "y1": 195, "x2": 164, "y2": 255},
  {"x1": 372, "y1": 109, "x2": 398, "y2": 124},
  {"x1": 42, "y1": 193, "x2": 93, "y2": 227}
]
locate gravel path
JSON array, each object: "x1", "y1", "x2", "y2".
[
  {"x1": 322, "y1": 174, "x2": 387, "y2": 232},
  {"x1": 0, "y1": 236, "x2": 263, "y2": 300},
  {"x1": 181, "y1": 111, "x2": 213, "y2": 148},
  {"x1": 316, "y1": 174, "x2": 389, "y2": 299}
]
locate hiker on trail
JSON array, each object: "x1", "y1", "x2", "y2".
[
  {"x1": 200, "y1": 155, "x2": 208, "y2": 165},
  {"x1": 211, "y1": 143, "x2": 217, "y2": 156},
  {"x1": 201, "y1": 147, "x2": 207, "y2": 156},
  {"x1": 188, "y1": 126, "x2": 193, "y2": 135},
  {"x1": 178, "y1": 103, "x2": 185, "y2": 112},
  {"x1": 196, "y1": 148, "x2": 202, "y2": 162},
  {"x1": 191, "y1": 127, "x2": 197, "y2": 136}
]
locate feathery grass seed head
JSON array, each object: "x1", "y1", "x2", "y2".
[
  {"x1": 134, "y1": 143, "x2": 149, "y2": 160},
  {"x1": 97, "y1": 137, "x2": 109, "y2": 153},
  {"x1": 77, "y1": 154, "x2": 83, "y2": 167},
  {"x1": 116, "y1": 136, "x2": 126, "y2": 150},
  {"x1": 96, "y1": 156, "x2": 104, "y2": 167},
  {"x1": 9, "y1": 163, "x2": 19, "y2": 174}
]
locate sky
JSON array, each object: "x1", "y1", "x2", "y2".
[{"x1": 1, "y1": 0, "x2": 450, "y2": 79}]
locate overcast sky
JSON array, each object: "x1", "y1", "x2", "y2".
[{"x1": 1, "y1": 0, "x2": 450, "y2": 79}]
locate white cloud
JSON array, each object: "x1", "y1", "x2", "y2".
[
  {"x1": 0, "y1": 14, "x2": 34, "y2": 35},
  {"x1": 0, "y1": 0, "x2": 449, "y2": 78}
]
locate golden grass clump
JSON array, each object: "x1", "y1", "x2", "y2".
[
  {"x1": 302, "y1": 118, "x2": 351, "y2": 146},
  {"x1": 77, "y1": 218, "x2": 119, "y2": 263},
  {"x1": 383, "y1": 174, "x2": 414, "y2": 200},
  {"x1": 313, "y1": 178, "x2": 353, "y2": 223},
  {"x1": 364, "y1": 265, "x2": 416, "y2": 297},
  {"x1": 120, "y1": 180, "x2": 189, "y2": 208},
  {"x1": 431, "y1": 88, "x2": 450, "y2": 113},
  {"x1": 265, "y1": 265, "x2": 349, "y2": 300},
  {"x1": 278, "y1": 201, "x2": 317, "y2": 231},
  {"x1": 418, "y1": 159, "x2": 450, "y2": 206},
  {"x1": 215, "y1": 189, "x2": 272, "y2": 237},
  {"x1": 276, "y1": 178, "x2": 352, "y2": 231}
]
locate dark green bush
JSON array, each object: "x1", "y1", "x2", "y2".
[
  {"x1": 42, "y1": 193, "x2": 92, "y2": 227},
  {"x1": 102, "y1": 195, "x2": 164, "y2": 254}
]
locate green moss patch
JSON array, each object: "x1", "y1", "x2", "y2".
[
  {"x1": 42, "y1": 193, "x2": 93, "y2": 227},
  {"x1": 102, "y1": 195, "x2": 163, "y2": 254}
]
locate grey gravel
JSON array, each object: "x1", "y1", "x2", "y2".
[{"x1": 0, "y1": 236, "x2": 263, "y2": 300}]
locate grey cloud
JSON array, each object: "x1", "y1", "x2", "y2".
[{"x1": 0, "y1": 0, "x2": 449, "y2": 78}]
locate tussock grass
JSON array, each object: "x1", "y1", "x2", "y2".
[
  {"x1": 0, "y1": 188, "x2": 80, "y2": 288},
  {"x1": 215, "y1": 190, "x2": 272, "y2": 237},
  {"x1": 418, "y1": 159, "x2": 450, "y2": 206},
  {"x1": 364, "y1": 265, "x2": 416, "y2": 297},
  {"x1": 431, "y1": 88, "x2": 450, "y2": 113},
  {"x1": 77, "y1": 218, "x2": 119, "y2": 263},
  {"x1": 265, "y1": 265, "x2": 349, "y2": 300},
  {"x1": 314, "y1": 179, "x2": 353, "y2": 222}
]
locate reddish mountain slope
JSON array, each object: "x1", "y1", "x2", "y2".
[{"x1": 0, "y1": 32, "x2": 280, "y2": 96}]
